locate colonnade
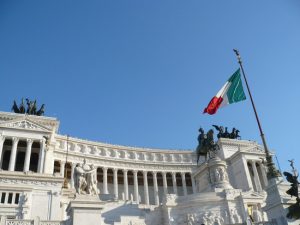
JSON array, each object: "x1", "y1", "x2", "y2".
[
  {"x1": 55, "y1": 160, "x2": 196, "y2": 205},
  {"x1": 247, "y1": 160, "x2": 268, "y2": 192},
  {"x1": 0, "y1": 191, "x2": 21, "y2": 205},
  {"x1": 0, "y1": 136, "x2": 45, "y2": 173}
]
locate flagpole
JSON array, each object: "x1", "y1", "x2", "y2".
[{"x1": 233, "y1": 49, "x2": 281, "y2": 180}]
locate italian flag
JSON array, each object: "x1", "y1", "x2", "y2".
[{"x1": 203, "y1": 69, "x2": 246, "y2": 115}]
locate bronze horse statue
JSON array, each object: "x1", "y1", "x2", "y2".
[
  {"x1": 196, "y1": 128, "x2": 219, "y2": 164},
  {"x1": 12, "y1": 98, "x2": 45, "y2": 116},
  {"x1": 212, "y1": 125, "x2": 241, "y2": 139}
]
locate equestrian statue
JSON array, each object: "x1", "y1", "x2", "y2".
[
  {"x1": 283, "y1": 160, "x2": 300, "y2": 220},
  {"x1": 196, "y1": 127, "x2": 219, "y2": 164}
]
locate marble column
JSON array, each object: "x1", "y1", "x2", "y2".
[
  {"x1": 113, "y1": 168, "x2": 119, "y2": 199},
  {"x1": 103, "y1": 167, "x2": 108, "y2": 194},
  {"x1": 162, "y1": 172, "x2": 168, "y2": 195},
  {"x1": 43, "y1": 141, "x2": 51, "y2": 174},
  {"x1": 153, "y1": 172, "x2": 159, "y2": 205},
  {"x1": 11, "y1": 193, "x2": 16, "y2": 205},
  {"x1": 71, "y1": 163, "x2": 76, "y2": 188},
  {"x1": 191, "y1": 174, "x2": 196, "y2": 194},
  {"x1": 23, "y1": 139, "x2": 33, "y2": 172},
  {"x1": 242, "y1": 157, "x2": 253, "y2": 190},
  {"x1": 61, "y1": 202, "x2": 68, "y2": 220},
  {"x1": 258, "y1": 161, "x2": 268, "y2": 188},
  {"x1": 0, "y1": 136, "x2": 5, "y2": 167},
  {"x1": 133, "y1": 171, "x2": 139, "y2": 203},
  {"x1": 123, "y1": 169, "x2": 129, "y2": 201},
  {"x1": 251, "y1": 161, "x2": 262, "y2": 192},
  {"x1": 172, "y1": 172, "x2": 178, "y2": 195},
  {"x1": 181, "y1": 172, "x2": 187, "y2": 196},
  {"x1": 60, "y1": 161, "x2": 65, "y2": 177},
  {"x1": 8, "y1": 137, "x2": 19, "y2": 171},
  {"x1": 143, "y1": 171, "x2": 149, "y2": 205},
  {"x1": 38, "y1": 139, "x2": 46, "y2": 173},
  {"x1": 4, "y1": 191, "x2": 9, "y2": 203}
]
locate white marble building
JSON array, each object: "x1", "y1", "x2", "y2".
[{"x1": 0, "y1": 111, "x2": 297, "y2": 225}]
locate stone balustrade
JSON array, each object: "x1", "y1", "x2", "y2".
[
  {"x1": 1, "y1": 220, "x2": 63, "y2": 225},
  {"x1": 55, "y1": 135, "x2": 195, "y2": 165},
  {"x1": 4, "y1": 220, "x2": 33, "y2": 225}
]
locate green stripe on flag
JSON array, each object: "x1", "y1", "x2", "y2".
[{"x1": 227, "y1": 69, "x2": 246, "y2": 104}]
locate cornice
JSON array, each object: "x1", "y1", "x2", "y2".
[
  {"x1": 0, "y1": 170, "x2": 63, "y2": 183},
  {"x1": 218, "y1": 138, "x2": 259, "y2": 148},
  {"x1": 53, "y1": 146, "x2": 197, "y2": 168},
  {"x1": 53, "y1": 151, "x2": 195, "y2": 172},
  {"x1": 55, "y1": 134, "x2": 193, "y2": 154}
]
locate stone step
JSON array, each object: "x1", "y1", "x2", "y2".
[
  {"x1": 118, "y1": 216, "x2": 146, "y2": 225},
  {"x1": 101, "y1": 202, "x2": 148, "y2": 225}
]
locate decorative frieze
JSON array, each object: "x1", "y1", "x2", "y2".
[
  {"x1": 40, "y1": 222, "x2": 62, "y2": 225},
  {"x1": 0, "y1": 112, "x2": 59, "y2": 131},
  {"x1": 0, "y1": 178, "x2": 61, "y2": 187},
  {"x1": 54, "y1": 135, "x2": 195, "y2": 168},
  {"x1": 5, "y1": 220, "x2": 33, "y2": 225},
  {"x1": 0, "y1": 171, "x2": 63, "y2": 188},
  {"x1": 52, "y1": 151, "x2": 194, "y2": 173},
  {"x1": 4, "y1": 220, "x2": 62, "y2": 225},
  {"x1": 3, "y1": 121, "x2": 42, "y2": 131}
]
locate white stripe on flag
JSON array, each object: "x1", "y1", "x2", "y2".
[{"x1": 216, "y1": 81, "x2": 229, "y2": 97}]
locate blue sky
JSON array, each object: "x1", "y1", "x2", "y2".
[{"x1": 1, "y1": 1, "x2": 300, "y2": 172}]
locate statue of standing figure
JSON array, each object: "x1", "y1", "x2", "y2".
[{"x1": 74, "y1": 159, "x2": 99, "y2": 195}]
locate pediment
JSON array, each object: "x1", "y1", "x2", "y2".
[
  {"x1": 242, "y1": 191, "x2": 265, "y2": 199},
  {"x1": 0, "y1": 118, "x2": 52, "y2": 133}
]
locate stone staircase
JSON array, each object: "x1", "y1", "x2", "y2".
[{"x1": 100, "y1": 200, "x2": 160, "y2": 225}]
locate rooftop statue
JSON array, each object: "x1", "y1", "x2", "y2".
[
  {"x1": 196, "y1": 127, "x2": 219, "y2": 164},
  {"x1": 284, "y1": 159, "x2": 300, "y2": 220},
  {"x1": 12, "y1": 98, "x2": 45, "y2": 116},
  {"x1": 213, "y1": 125, "x2": 240, "y2": 139},
  {"x1": 36, "y1": 104, "x2": 45, "y2": 116}
]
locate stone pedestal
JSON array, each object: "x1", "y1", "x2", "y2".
[
  {"x1": 208, "y1": 156, "x2": 232, "y2": 190},
  {"x1": 193, "y1": 155, "x2": 233, "y2": 193},
  {"x1": 99, "y1": 193, "x2": 115, "y2": 201},
  {"x1": 66, "y1": 195, "x2": 104, "y2": 225},
  {"x1": 264, "y1": 177, "x2": 299, "y2": 225}
]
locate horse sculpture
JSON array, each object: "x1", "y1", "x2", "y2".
[
  {"x1": 212, "y1": 125, "x2": 241, "y2": 139},
  {"x1": 12, "y1": 100, "x2": 20, "y2": 113},
  {"x1": 12, "y1": 98, "x2": 45, "y2": 116},
  {"x1": 196, "y1": 128, "x2": 219, "y2": 164}
]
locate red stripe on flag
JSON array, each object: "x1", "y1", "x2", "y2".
[{"x1": 203, "y1": 96, "x2": 224, "y2": 115}]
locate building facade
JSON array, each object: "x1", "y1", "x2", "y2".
[{"x1": 0, "y1": 111, "x2": 297, "y2": 225}]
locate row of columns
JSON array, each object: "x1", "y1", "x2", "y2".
[
  {"x1": 0, "y1": 191, "x2": 20, "y2": 205},
  {"x1": 116, "y1": 169, "x2": 193, "y2": 203},
  {"x1": 248, "y1": 160, "x2": 268, "y2": 192},
  {"x1": 57, "y1": 160, "x2": 196, "y2": 205},
  {"x1": 0, "y1": 136, "x2": 45, "y2": 173},
  {"x1": 111, "y1": 169, "x2": 194, "y2": 205}
]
